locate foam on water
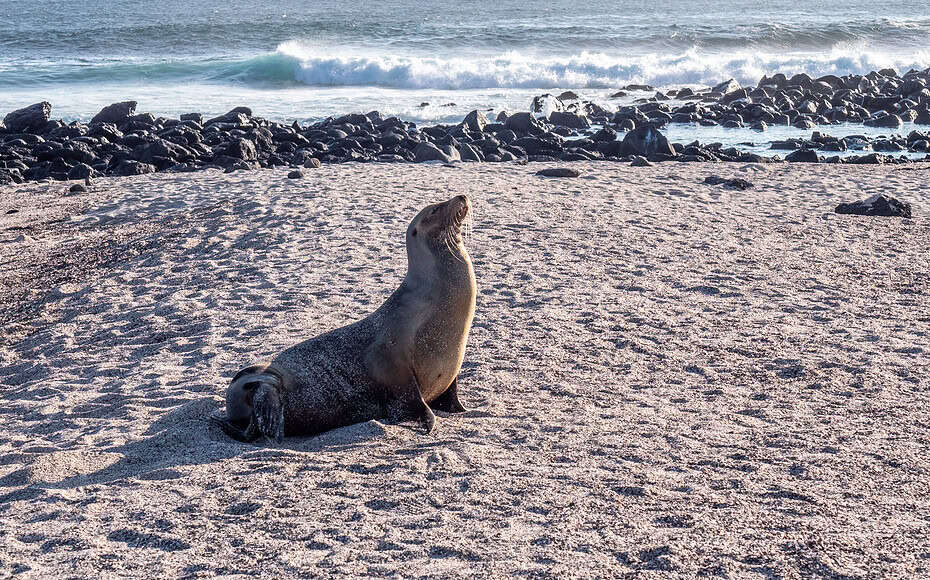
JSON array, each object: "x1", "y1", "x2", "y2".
[{"x1": 3, "y1": 44, "x2": 929, "y2": 92}]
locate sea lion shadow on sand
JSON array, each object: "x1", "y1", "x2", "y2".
[{"x1": 38, "y1": 393, "x2": 399, "y2": 490}]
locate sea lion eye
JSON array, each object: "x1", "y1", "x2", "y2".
[
  {"x1": 411, "y1": 228, "x2": 417, "y2": 237},
  {"x1": 430, "y1": 207, "x2": 439, "y2": 215}
]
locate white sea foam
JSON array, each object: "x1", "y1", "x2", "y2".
[{"x1": 275, "y1": 42, "x2": 930, "y2": 90}]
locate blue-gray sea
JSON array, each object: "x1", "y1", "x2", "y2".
[{"x1": 1, "y1": 0, "x2": 928, "y2": 148}]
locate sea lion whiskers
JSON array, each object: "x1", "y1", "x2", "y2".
[
  {"x1": 437, "y1": 197, "x2": 469, "y2": 264},
  {"x1": 463, "y1": 201, "x2": 473, "y2": 247}
]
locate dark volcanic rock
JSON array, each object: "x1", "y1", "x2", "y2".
[
  {"x1": 704, "y1": 175, "x2": 753, "y2": 190},
  {"x1": 205, "y1": 107, "x2": 252, "y2": 126},
  {"x1": 713, "y1": 79, "x2": 741, "y2": 94},
  {"x1": 180, "y1": 112, "x2": 204, "y2": 124},
  {"x1": 549, "y1": 111, "x2": 589, "y2": 129},
  {"x1": 91, "y1": 101, "x2": 137, "y2": 124},
  {"x1": 785, "y1": 149, "x2": 820, "y2": 163},
  {"x1": 114, "y1": 160, "x2": 156, "y2": 176},
  {"x1": 835, "y1": 194, "x2": 912, "y2": 218},
  {"x1": 67, "y1": 163, "x2": 95, "y2": 180},
  {"x1": 592, "y1": 126, "x2": 618, "y2": 143},
  {"x1": 414, "y1": 142, "x2": 456, "y2": 163},
  {"x1": 620, "y1": 126, "x2": 675, "y2": 158},
  {"x1": 223, "y1": 138, "x2": 258, "y2": 161},
  {"x1": 864, "y1": 114, "x2": 903, "y2": 129},
  {"x1": 5, "y1": 66, "x2": 926, "y2": 185},
  {"x1": 536, "y1": 167, "x2": 580, "y2": 178},
  {"x1": 504, "y1": 112, "x2": 545, "y2": 135},
  {"x1": 287, "y1": 170, "x2": 303, "y2": 179},
  {"x1": 3, "y1": 102, "x2": 52, "y2": 133},
  {"x1": 462, "y1": 110, "x2": 489, "y2": 132},
  {"x1": 133, "y1": 139, "x2": 187, "y2": 163}
]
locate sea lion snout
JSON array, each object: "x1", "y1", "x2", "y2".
[
  {"x1": 447, "y1": 195, "x2": 470, "y2": 228},
  {"x1": 454, "y1": 195, "x2": 469, "y2": 217}
]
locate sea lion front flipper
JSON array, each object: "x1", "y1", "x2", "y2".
[
  {"x1": 429, "y1": 378, "x2": 468, "y2": 414},
  {"x1": 421, "y1": 404, "x2": 436, "y2": 434},
  {"x1": 387, "y1": 378, "x2": 436, "y2": 434}
]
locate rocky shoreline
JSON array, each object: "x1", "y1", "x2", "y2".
[{"x1": 2, "y1": 68, "x2": 930, "y2": 185}]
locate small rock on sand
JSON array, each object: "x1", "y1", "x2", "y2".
[
  {"x1": 287, "y1": 170, "x2": 304, "y2": 179},
  {"x1": 536, "y1": 167, "x2": 581, "y2": 178},
  {"x1": 304, "y1": 158, "x2": 322, "y2": 169},
  {"x1": 69, "y1": 184, "x2": 88, "y2": 193},
  {"x1": 704, "y1": 176, "x2": 753, "y2": 190},
  {"x1": 835, "y1": 194, "x2": 912, "y2": 217}
]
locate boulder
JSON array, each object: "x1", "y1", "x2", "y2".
[
  {"x1": 592, "y1": 126, "x2": 617, "y2": 142},
  {"x1": 536, "y1": 167, "x2": 580, "y2": 178},
  {"x1": 223, "y1": 138, "x2": 257, "y2": 161},
  {"x1": 132, "y1": 139, "x2": 186, "y2": 163},
  {"x1": 864, "y1": 114, "x2": 903, "y2": 129},
  {"x1": 504, "y1": 112, "x2": 544, "y2": 135},
  {"x1": 721, "y1": 88, "x2": 750, "y2": 104},
  {"x1": 67, "y1": 163, "x2": 95, "y2": 181},
  {"x1": 619, "y1": 126, "x2": 675, "y2": 157},
  {"x1": 90, "y1": 101, "x2": 137, "y2": 124},
  {"x1": 414, "y1": 142, "x2": 455, "y2": 163},
  {"x1": 114, "y1": 160, "x2": 156, "y2": 176},
  {"x1": 530, "y1": 94, "x2": 563, "y2": 115},
  {"x1": 787, "y1": 73, "x2": 814, "y2": 89},
  {"x1": 785, "y1": 149, "x2": 820, "y2": 163},
  {"x1": 287, "y1": 170, "x2": 303, "y2": 179},
  {"x1": 3, "y1": 102, "x2": 51, "y2": 133},
  {"x1": 458, "y1": 143, "x2": 482, "y2": 162},
  {"x1": 87, "y1": 122, "x2": 124, "y2": 141},
  {"x1": 548, "y1": 111, "x2": 589, "y2": 129},
  {"x1": 462, "y1": 110, "x2": 489, "y2": 133},
  {"x1": 704, "y1": 175, "x2": 753, "y2": 190},
  {"x1": 180, "y1": 112, "x2": 204, "y2": 124},
  {"x1": 205, "y1": 107, "x2": 252, "y2": 126},
  {"x1": 835, "y1": 194, "x2": 911, "y2": 217},
  {"x1": 712, "y1": 79, "x2": 741, "y2": 95}
]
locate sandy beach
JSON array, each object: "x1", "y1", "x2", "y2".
[{"x1": 1, "y1": 161, "x2": 928, "y2": 577}]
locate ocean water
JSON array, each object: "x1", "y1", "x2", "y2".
[{"x1": 1, "y1": 0, "x2": 929, "y2": 145}]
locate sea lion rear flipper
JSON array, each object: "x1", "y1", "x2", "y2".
[
  {"x1": 251, "y1": 383, "x2": 285, "y2": 444},
  {"x1": 429, "y1": 378, "x2": 468, "y2": 414}
]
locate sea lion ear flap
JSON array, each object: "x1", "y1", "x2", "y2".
[{"x1": 251, "y1": 383, "x2": 285, "y2": 444}]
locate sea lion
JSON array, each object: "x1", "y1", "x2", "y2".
[{"x1": 216, "y1": 194, "x2": 476, "y2": 443}]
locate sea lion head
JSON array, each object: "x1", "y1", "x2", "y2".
[{"x1": 406, "y1": 195, "x2": 471, "y2": 263}]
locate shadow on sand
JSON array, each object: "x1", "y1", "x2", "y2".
[{"x1": 37, "y1": 396, "x2": 395, "y2": 490}]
